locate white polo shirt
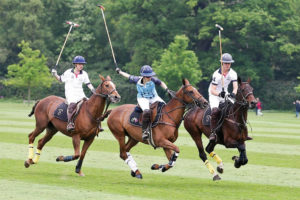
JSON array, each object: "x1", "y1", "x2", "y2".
[
  {"x1": 208, "y1": 68, "x2": 237, "y2": 95},
  {"x1": 60, "y1": 68, "x2": 91, "y2": 104}
]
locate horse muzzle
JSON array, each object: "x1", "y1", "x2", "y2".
[
  {"x1": 249, "y1": 100, "x2": 257, "y2": 109},
  {"x1": 110, "y1": 95, "x2": 121, "y2": 103}
]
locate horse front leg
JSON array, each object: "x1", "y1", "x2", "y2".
[
  {"x1": 205, "y1": 141, "x2": 223, "y2": 180},
  {"x1": 56, "y1": 134, "x2": 80, "y2": 163},
  {"x1": 232, "y1": 143, "x2": 248, "y2": 168},
  {"x1": 75, "y1": 137, "x2": 95, "y2": 176},
  {"x1": 151, "y1": 140, "x2": 179, "y2": 172}
]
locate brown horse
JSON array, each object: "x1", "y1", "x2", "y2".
[
  {"x1": 107, "y1": 79, "x2": 208, "y2": 179},
  {"x1": 24, "y1": 75, "x2": 121, "y2": 176},
  {"x1": 184, "y1": 77, "x2": 257, "y2": 181}
]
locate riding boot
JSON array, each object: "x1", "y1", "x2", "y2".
[
  {"x1": 209, "y1": 107, "x2": 221, "y2": 142},
  {"x1": 67, "y1": 103, "x2": 77, "y2": 132},
  {"x1": 142, "y1": 109, "x2": 151, "y2": 141}
]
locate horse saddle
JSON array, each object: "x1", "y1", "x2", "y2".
[
  {"x1": 53, "y1": 99, "x2": 85, "y2": 122},
  {"x1": 129, "y1": 101, "x2": 165, "y2": 127}
]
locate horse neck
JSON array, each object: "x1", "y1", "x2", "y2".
[
  {"x1": 232, "y1": 100, "x2": 248, "y2": 123},
  {"x1": 86, "y1": 95, "x2": 106, "y2": 119},
  {"x1": 164, "y1": 96, "x2": 186, "y2": 125}
]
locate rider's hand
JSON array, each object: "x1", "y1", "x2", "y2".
[
  {"x1": 229, "y1": 93, "x2": 236, "y2": 99},
  {"x1": 218, "y1": 91, "x2": 225, "y2": 98},
  {"x1": 91, "y1": 88, "x2": 96, "y2": 93},
  {"x1": 116, "y1": 68, "x2": 121, "y2": 74},
  {"x1": 51, "y1": 69, "x2": 57, "y2": 76},
  {"x1": 166, "y1": 88, "x2": 175, "y2": 98}
]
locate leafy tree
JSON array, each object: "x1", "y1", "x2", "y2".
[
  {"x1": 3, "y1": 41, "x2": 53, "y2": 102},
  {"x1": 295, "y1": 76, "x2": 300, "y2": 93},
  {"x1": 153, "y1": 35, "x2": 202, "y2": 90}
]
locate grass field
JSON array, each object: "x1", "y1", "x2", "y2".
[{"x1": 0, "y1": 102, "x2": 299, "y2": 200}]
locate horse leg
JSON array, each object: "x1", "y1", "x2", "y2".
[
  {"x1": 56, "y1": 134, "x2": 81, "y2": 162},
  {"x1": 75, "y1": 137, "x2": 95, "y2": 177},
  {"x1": 24, "y1": 126, "x2": 46, "y2": 168},
  {"x1": 190, "y1": 132, "x2": 221, "y2": 181},
  {"x1": 151, "y1": 140, "x2": 179, "y2": 172},
  {"x1": 232, "y1": 143, "x2": 248, "y2": 168},
  {"x1": 123, "y1": 137, "x2": 142, "y2": 178}
]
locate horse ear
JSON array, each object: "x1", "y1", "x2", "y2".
[
  {"x1": 182, "y1": 78, "x2": 189, "y2": 85},
  {"x1": 99, "y1": 74, "x2": 105, "y2": 81},
  {"x1": 106, "y1": 75, "x2": 111, "y2": 81},
  {"x1": 238, "y1": 76, "x2": 242, "y2": 85},
  {"x1": 247, "y1": 77, "x2": 251, "y2": 83}
]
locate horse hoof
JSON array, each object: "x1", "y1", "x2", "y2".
[
  {"x1": 213, "y1": 174, "x2": 221, "y2": 181},
  {"x1": 232, "y1": 156, "x2": 238, "y2": 161},
  {"x1": 151, "y1": 164, "x2": 160, "y2": 170},
  {"x1": 24, "y1": 160, "x2": 30, "y2": 168},
  {"x1": 56, "y1": 156, "x2": 64, "y2": 162},
  {"x1": 131, "y1": 170, "x2": 143, "y2": 179},
  {"x1": 217, "y1": 166, "x2": 224, "y2": 174},
  {"x1": 78, "y1": 171, "x2": 85, "y2": 177}
]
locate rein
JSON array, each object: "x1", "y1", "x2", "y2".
[{"x1": 159, "y1": 84, "x2": 204, "y2": 127}]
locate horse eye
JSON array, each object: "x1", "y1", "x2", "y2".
[
  {"x1": 105, "y1": 85, "x2": 109, "y2": 88},
  {"x1": 189, "y1": 91, "x2": 194, "y2": 94}
]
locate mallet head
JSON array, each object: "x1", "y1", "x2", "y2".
[
  {"x1": 66, "y1": 21, "x2": 80, "y2": 27},
  {"x1": 215, "y1": 24, "x2": 224, "y2": 31}
]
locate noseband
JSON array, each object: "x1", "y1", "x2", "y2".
[
  {"x1": 236, "y1": 83, "x2": 253, "y2": 107},
  {"x1": 93, "y1": 80, "x2": 116, "y2": 100}
]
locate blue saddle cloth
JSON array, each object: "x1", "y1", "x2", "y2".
[
  {"x1": 54, "y1": 102, "x2": 68, "y2": 122},
  {"x1": 129, "y1": 102, "x2": 165, "y2": 127}
]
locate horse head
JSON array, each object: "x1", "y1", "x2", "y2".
[
  {"x1": 236, "y1": 77, "x2": 256, "y2": 109},
  {"x1": 96, "y1": 75, "x2": 121, "y2": 103},
  {"x1": 176, "y1": 78, "x2": 208, "y2": 108}
]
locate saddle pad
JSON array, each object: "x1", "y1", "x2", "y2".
[
  {"x1": 54, "y1": 102, "x2": 68, "y2": 122},
  {"x1": 129, "y1": 102, "x2": 165, "y2": 127},
  {"x1": 202, "y1": 106, "x2": 211, "y2": 126}
]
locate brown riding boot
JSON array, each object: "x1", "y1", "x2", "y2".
[
  {"x1": 67, "y1": 103, "x2": 77, "y2": 132},
  {"x1": 209, "y1": 107, "x2": 221, "y2": 142},
  {"x1": 142, "y1": 109, "x2": 151, "y2": 141}
]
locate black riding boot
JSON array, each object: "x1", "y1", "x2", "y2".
[
  {"x1": 67, "y1": 103, "x2": 77, "y2": 132},
  {"x1": 142, "y1": 109, "x2": 151, "y2": 141},
  {"x1": 209, "y1": 107, "x2": 221, "y2": 142}
]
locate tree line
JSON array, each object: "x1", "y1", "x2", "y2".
[{"x1": 1, "y1": 0, "x2": 300, "y2": 110}]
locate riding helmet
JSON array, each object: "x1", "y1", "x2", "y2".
[
  {"x1": 72, "y1": 56, "x2": 87, "y2": 64},
  {"x1": 220, "y1": 53, "x2": 234, "y2": 63},
  {"x1": 140, "y1": 65, "x2": 156, "y2": 77}
]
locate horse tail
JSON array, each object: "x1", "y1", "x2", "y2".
[
  {"x1": 100, "y1": 110, "x2": 112, "y2": 121},
  {"x1": 28, "y1": 100, "x2": 40, "y2": 117}
]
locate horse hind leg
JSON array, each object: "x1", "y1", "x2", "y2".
[{"x1": 24, "y1": 126, "x2": 47, "y2": 168}]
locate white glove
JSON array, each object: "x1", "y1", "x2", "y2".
[{"x1": 51, "y1": 69, "x2": 57, "y2": 76}]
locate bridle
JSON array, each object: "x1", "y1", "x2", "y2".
[
  {"x1": 160, "y1": 84, "x2": 207, "y2": 127},
  {"x1": 235, "y1": 82, "x2": 254, "y2": 107},
  {"x1": 93, "y1": 80, "x2": 117, "y2": 100}
]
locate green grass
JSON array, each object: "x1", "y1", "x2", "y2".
[{"x1": 0, "y1": 102, "x2": 299, "y2": 200}]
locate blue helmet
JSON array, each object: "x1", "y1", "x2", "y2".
[
  {"x1": 220, "y1": 53, "x2": 234, "y2": 63},
  {"x1": 72, "y1": 56, "x2": 87, "y2": 64},
  {"x1": 140, "y1": 65, "x2": 156, "y2": 77}
]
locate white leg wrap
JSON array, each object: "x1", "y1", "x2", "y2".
[
  {"x1": 126, "y1": 152, "x2": 137, "y2": 166},
  {"x1": 125, "y1": 157, "x2": 138, "y2": 172},
  {"x1": 169, "y1": 152, "x2": 179, "y2": 167}
]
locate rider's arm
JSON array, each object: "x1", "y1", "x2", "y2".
[
  {"x1": 119, "y1": 70, "x2": 130, "y2": 79},
  {"x1": 232, "y1": 81, "x2": 238, "y2": 95},
  {"x1": 210, "y1": 84, "x2": 220, "y2": 96},
  {"x1": 87, "y1": 83, "x2": 95, "y2": 92},
  {"x1": 160, "y1": 81, "x2": 168, "y2": 90}
]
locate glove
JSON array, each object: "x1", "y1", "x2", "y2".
[
  {"x1": 229, "y1": 93, "x2": 236, "y2": 99},
  {"x1": 51, "y1": 69, "x2": 57, "y2": 76},
  {"x1": 218, "y1": 91, "x2": 225, "y2": 98},
  {"x1": 116, "y1": 68, "x2": 121, "y2": 74}
]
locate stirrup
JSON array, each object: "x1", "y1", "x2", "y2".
[
  {"x1": 209, "y1": 132, "x2": 217, "y2": 141},
  {"x1": 67, "y1": 123, "x2": 75, "y2": 132},
  {"x1": 142, "y1": 130, "x2": 149, "y2": 141}
]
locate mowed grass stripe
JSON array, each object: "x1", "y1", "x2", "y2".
[
  {"x1": 2, "y1": 159, "x2": 299, "y2": 200},
  {"x1": 1, "y1": 131, "x2": 300, "y2": 169},
  {"x1": 0, "y1": 179, "x2": 154, "y2": 200},
  {"x1": 1, "y1": 142, "x2": 300, "y2": 188}
]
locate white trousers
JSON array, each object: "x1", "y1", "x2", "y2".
[
  {"x1": 209, "y1": 94, "x2": 224, "y2": 109},
  {"x1": 137, "y1": 96, "x2": 165, "y2": 111}
]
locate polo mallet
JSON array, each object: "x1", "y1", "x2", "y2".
[
  {"x1": 215, "y1": 24, "x2": 224, "y2": 92},
  {"x1": 97, "y1": 5, "x2": 118, "y2": 68},
  {"x1": 54, "y1": 21, "x2": 80, "y2": 69}
]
